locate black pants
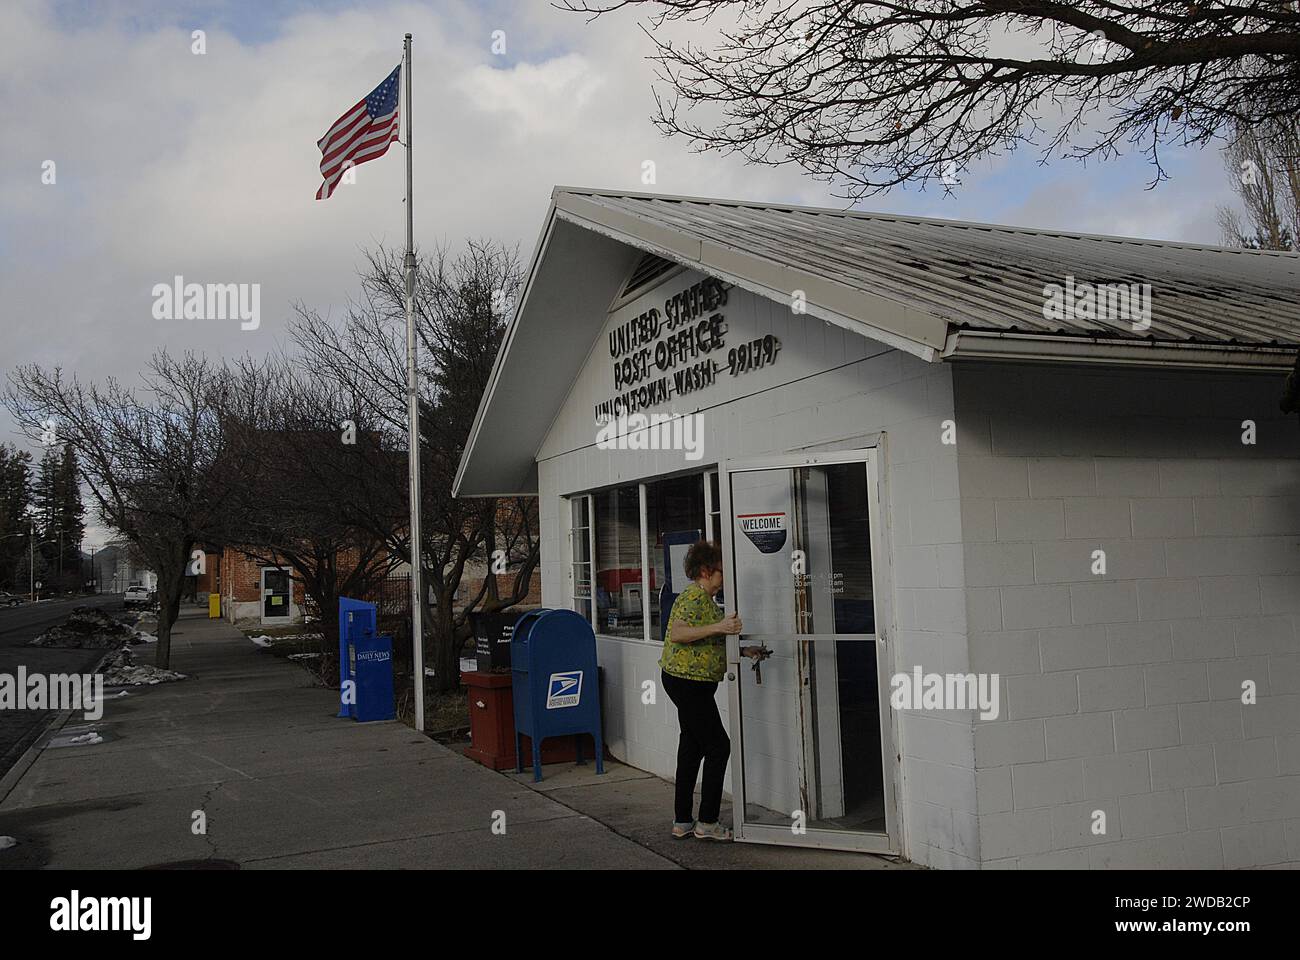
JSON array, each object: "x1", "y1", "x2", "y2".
[{"x1": 661, "y1": 670, "x2": 730, "y2": 824}]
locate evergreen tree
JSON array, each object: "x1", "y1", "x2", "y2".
[
  {"x1": 26, "y1": 444, "x2": 86, "y2": 590},
  {"x1": 0, "y1": 445, "x2": 34, "y2": 591}
]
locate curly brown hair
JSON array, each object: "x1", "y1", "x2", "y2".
[{"x1": 684, "y1": 540, "x2": 723, "y2": 580}]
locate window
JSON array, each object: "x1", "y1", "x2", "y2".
[
  {"x1": 706, "y1": 470, "x2": 720, "y2": 541},
  {"x1": 646, "y1": 474, "x2": 707, "y2": 642},
  {"x1": 568, "y1": 472, "x2": 712, "y2": 641},
  {"x1": 569, "y1": 496, "x2": 593, "y2": 622},
  {"x1": 593, "y1": 485, "x2": 643, "y2": 638}
]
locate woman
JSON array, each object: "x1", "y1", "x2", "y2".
[{"x1": 659, "y1": 540, "x2": 760, "y2": 841}]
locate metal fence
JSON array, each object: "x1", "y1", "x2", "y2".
[
  {"x1": 369, "y1": 574, "x2": 411, "y2": 620},
  {"x1": 298, "y1": 574, "x2": 411, "y2": 627}
]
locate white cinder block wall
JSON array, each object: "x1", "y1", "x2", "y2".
[
  {"x1": 954, "y1": 362, "x2": 1300, "y2": 869},
  {"x1": 536, "y1": 267, "x2": 975, "y2": 867}
]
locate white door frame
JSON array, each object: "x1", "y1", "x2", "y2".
[{"x1": 719, "y1": 446, "x2": 901, "y2": 855}]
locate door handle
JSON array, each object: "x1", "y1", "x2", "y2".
[{"x1": 740, "y1": 640, "x2": 773, "y2": 684}]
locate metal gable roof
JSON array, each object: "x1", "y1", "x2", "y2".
[
  {"x1": 554, "y1": 187, "x2": 1300, "y2": 351},
  {"x1": 454, "y1": 186, "x2": 1300, "y2": 497}
]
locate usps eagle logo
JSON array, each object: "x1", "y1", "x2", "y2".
[{"x1": 546, "y1": 671, "x2": 583, "y2": 709}]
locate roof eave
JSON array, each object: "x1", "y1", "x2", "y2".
[{"x1": 944, "y1": 329, "x2": 1298, "y2": 371}]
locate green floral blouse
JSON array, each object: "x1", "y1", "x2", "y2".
[{"x1": 659, "y1": 583, "x2": 725, "y2": 682}]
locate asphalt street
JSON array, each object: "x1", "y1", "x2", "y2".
[{"x1": 0, "y1": 595, "x2": 124, "y2": 779}]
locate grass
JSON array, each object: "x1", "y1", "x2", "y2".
[{"x1": 242, "y1": 628, "x2": 334, "y2": 684}]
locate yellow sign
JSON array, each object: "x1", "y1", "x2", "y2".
[{"x1": 208, "y1": 594, "x2": 220, "y2": 619}]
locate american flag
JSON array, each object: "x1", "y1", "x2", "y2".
[{"x1": 315, "y1": 64, "x2": 401, "y2": 200}]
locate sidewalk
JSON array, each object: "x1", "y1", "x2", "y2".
[
  {"x1": 505, "y1": 762, "x2": 913, "y2": 870},
  {"x1": 0, "y1": 609, "x2": 670, "y2": 869},
  {"x1": 0, "y1": 608, "x2": 906, "y2": 870}
]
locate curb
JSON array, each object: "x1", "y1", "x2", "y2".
[{"x1": 0, "y1": 643, "x2": 121, "y2": 807}]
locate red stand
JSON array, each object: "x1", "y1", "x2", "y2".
[{"x1": 461, "y1": 670, "x2": 599, "y2": 771}]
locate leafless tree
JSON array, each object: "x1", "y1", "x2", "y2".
[
  {"x1": 1216, "y1": 115, "x2": 1300, "y2": 249},
  {"x1": 291, "y1": 242, "x2": 540, "y2": 694},
  {"x1": 212, "y1": 356, "x2": 402, "y2": 659},
  {"x1": 562, "y1": 0, "x2": 1300, "y2": 197},
  {"x1": 4, "y1": 353, "x2": 266, "y2": 668}
]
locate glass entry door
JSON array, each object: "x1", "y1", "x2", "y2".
[
  {"x1": 262, "y1": 567, "x2": 291, "y2": 621},
  {"x1": 720, "y1": 450, "x2": 899, "y2": 853}
]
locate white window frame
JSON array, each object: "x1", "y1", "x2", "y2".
[
  {"x1": 585, "y1": 483, "x2": 652, "y2": 641},
  {"x1": 569, "y1": 470, "x2": 718, "y2": 644},
  {"x1": 705, "y1": 469, "x2": 719, "y2": 542},
  {"x1": 639, "y1": 482, "x2": 650, "y2": 643},
  {"x1": 568, "y1": 494, "x2": 595, "y2": 628}
]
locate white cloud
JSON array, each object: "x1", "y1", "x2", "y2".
[{"x1": 0, "y1": 0, "x2": 1245, "y2": 529}]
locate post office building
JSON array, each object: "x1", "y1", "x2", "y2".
[{"x1": 455, "y1": 187, "x2": 1300, "y2": 869}]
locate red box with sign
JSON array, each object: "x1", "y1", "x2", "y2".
[{"x1": 461, "y1": 670, "x2": 602, "y2": 770}]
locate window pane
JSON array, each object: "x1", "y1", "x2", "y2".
[
  {"x1": 570, "y1": 496, "x2": 590, "y2": 564},
  {"x1": 646, "y1": 474, "x2": 707, "y2": 642},
  {"x1": 820, "y1": 462, "x2": 874, "y2": 634},
  {"x1": 570, "y1": 496, "x2": 592, "y2": 621},
  {"x1": 594, "y1": 486, "x2": 644, "y2": 638},
  {"x1": 708, "y1": 471, "x2": 720, "y2": 539},
  {"x1": 571, "y1": 496, "x2": 589, "y2": 529},
  {"x1": 572, "y1": 562, "x2": 592, "y2": 598}
]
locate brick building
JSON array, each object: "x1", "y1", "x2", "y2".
[
  {"x1": 213, "y1": 543, "x2": 540, "y2": 630},
  {"x1": 217, "y1": 548, "x2": 308, "y2": 627}
]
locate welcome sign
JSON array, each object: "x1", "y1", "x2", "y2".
[{"x1": 737, "y1": 512, "x2": 787, "y2": 553}]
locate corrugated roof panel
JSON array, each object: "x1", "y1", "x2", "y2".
[{"x1": 562, "y1": 190, "x2": 1300, "y2": 347}]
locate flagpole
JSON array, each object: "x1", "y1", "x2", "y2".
[{"x1": 403, "y1": 32, "x2": 426, "y2": 734}]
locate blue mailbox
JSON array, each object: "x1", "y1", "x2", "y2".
[
  {"x1": 511, "y1": 608, "x2": 604, "y2": 782},
  {"x1": 339, "y1": 597, "x2": 395, "y2": 723}
]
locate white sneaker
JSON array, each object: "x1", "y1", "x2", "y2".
[
  {"x1": 693, "y1": 821, "x2": 733, "y2": 841},
  {"x1": 672, "y1": 821, "x2": 696, "y2": 838}
]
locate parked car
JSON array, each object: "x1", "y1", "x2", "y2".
[
  {"x1": 123, "y1": 585, "x2": 152, "y2": 609},
  {"x1": 0, "y1": 592, "x2": 24, "y2": 607}
]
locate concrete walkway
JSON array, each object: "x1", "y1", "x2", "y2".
[
  {"x1": 506, "y1": 762, "x2": 913, "y2": 870},
  {"x1": 0, "y1": 609, "x2": 672, "y2": 870},
  {"x1": 0, "y1": 607, "x2": 906, "y2": 870}
]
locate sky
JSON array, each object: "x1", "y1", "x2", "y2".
[{"x1": 1, "y1": 0, "x2": 1248, "y2": 548}]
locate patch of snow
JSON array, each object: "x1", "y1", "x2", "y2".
[
  {"x1": 0, "y1": 836, "x2": 18, "y2": 850},
  {"x1": 86, "y1": 690, "x2": 130, "y2": 705},
  {"x1": 134, "y1": 632, "x2": 157, "y2": 644},
  {"x1": 249, "y1": 635, "x2": 274, "y2": 647},
  {"x1": 287, "y1": 652, "x2": 322, "y2": 661},
  {"x1": 29, "y1": 606, "x2": 136, "y2": 649},
  {"x1": 64, "y1": 732, "x2": 103, "y2": 746},
  {"x1": 101, "y1": 648, "x2": 188, "y2": 686}
]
